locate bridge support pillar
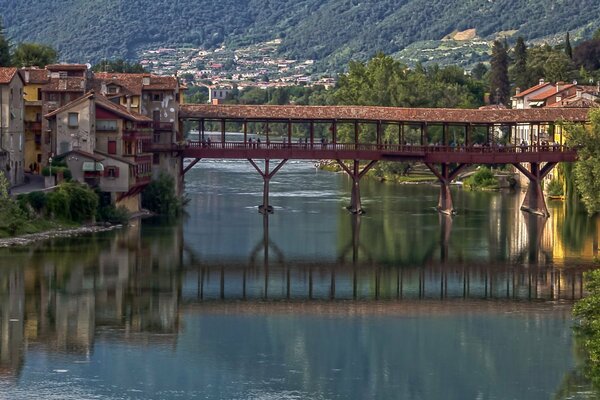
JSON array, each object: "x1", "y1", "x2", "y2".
[
  {"x1": 425, "y1": 163, "x2": 468, "y2": 215},
  {"x1": 337, "y1": 160, "x2": 377, "y2": 214},
  {"x1": 513, "y1": 162, "x2": 556, "y2": 218},
  {"x1": 249, "y1": 159, "x2": 288, "y2": 214}
]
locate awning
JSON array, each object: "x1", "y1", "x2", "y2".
[{"x1": 82, "y1": 162, "x2": 104, "y2": 172}]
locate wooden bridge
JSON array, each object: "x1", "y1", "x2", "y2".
[{"x1": 157, "y1": 105, "x2": 589, "y2": 217}]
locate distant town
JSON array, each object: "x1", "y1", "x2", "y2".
[{"x1": 138, "y1": 39, "x2": 336, "y2": 94}]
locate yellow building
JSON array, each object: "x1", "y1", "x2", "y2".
[{"x1": 19, "y1": 68, "x2": 49, "y2": 173}]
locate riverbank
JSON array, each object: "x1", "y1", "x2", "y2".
[
  {"x1": 315, "y1": 160, "x2": 437, "y2": 184},
  {"x1": 0, "y1": 223, "x2": 124, "y2": 248}
]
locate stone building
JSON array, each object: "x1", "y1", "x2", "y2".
[{"x1": 0, "y1": 67, "x2": 25, "y2": 186}]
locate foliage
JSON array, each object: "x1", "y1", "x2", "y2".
[
  {"x1": 0, "y1": 18, "x2": 10, "y2": 66},
  {"x1": 489, "y1": 41, "x2": 509, "y2": 105},
  {"x1": 142, "y1": 173, "x2": 185, "y2": 218},
  {"x1": 46, "y1": 182, "x2": 98, "y2": 222},
  {"x1": 96, "y1": 204, "x2": 129, "y2": 224},
  {"x1": 564, "y1": 109, "x2": 600, "y2": 215},
  {"x1": 463, "y1": 167, "x2": 499, "y2": 190},
  {"x1": 573, "y1": 38, "x2": 600, "y2": 72},
  {"x1": 41, "y1": 166, "x2": 72, "y2": 180},
  {"x1": 565, "y1": 32, "x2": 573, "y2": 60},
  {"x1": 573, "y1": 270, "x2": 600, "y2": 389},
  {"x1": 92, "y1": 59, "x2": 146, "y2": 73},
  {"x1": 510, "y1": 37, "x2": 528, "y2": 91},
  {"x1": 11, "y1": 42, "x2": 57, "y2": 67},
  {"x1": 546, "y1": 178, "x2": 564, "y2": 197},
  {"x1": 0, "y1": 173, "x2": 29, "y2": 236},
  {"x1": 3, "y1": 1, "x2": 600, "y2": 68}
]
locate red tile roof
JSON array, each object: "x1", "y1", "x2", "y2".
[
  {"x1": 19, "y1": 68, "x2": 50, "y2": 84},
  {"x1": 179, "y1": 104, "x2": 591, "y2": 124},
  {"x1": 45, "y1": 91, "x2": 151, "y2": 122},
  {"x1": 91, "y1": 73, "x2": 178, "y2": 95},
  {"x1": 513, "y1": 82, "x2": 552, "y2": 98},
  {"x1": 0, "y1": 67, "x2": 18, "y2": 84},
  {"x1": 42, "y1": 77, "x2": 86, "y2": 92},
  {"x1": 528, "y1": 84, "x2": 576, "y2": 101},
  {"x1": 46, "y1": 64, "x2": 88, "y2": 71}
]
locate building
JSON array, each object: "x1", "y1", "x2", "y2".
[
  {"x1": 19, "y1": 67, "x2": 50, "y2": 174},
  {"x1": 0, "y1": 67, "x2": 25, "y2": 186},
  {"x1": 46, "y1": 92, "x2": 153, "y2": 211}
]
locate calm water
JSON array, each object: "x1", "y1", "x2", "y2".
[{"x1": 0, "y1": 160, "x2": 599, "y2": 399}]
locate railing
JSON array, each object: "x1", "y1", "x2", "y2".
[
  {"x1": 153, "y1": 122, "x2": 174, "y2": 131},
  {"x1": 182, "y1": 141, "x2": 575, "y2": 154}
]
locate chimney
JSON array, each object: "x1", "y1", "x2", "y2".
[
  {"x1": 100, "y1": 82, "x2": 107, "y2": 95},
  {"x1": 126, "y1": 96, "x2": 132, "y2": 112},
  {"x1": 24, "y1": 70, "x2": 30, "y2": 83},
  {"x1": 539, "y1": 78, "x2": 545, "y2": 85},
  {"x1": 142, "y1": 76, "x2": 150, "y2": 86},
  {"x1": 576, "y1": 88, "x2": 583, "y2": 98},
  {"x1": 515, "y1": 87, "x2": 521, "y2": 96}
]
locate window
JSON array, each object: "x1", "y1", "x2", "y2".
[
  {"x1": 97, "y1": 120, "x2": 118, "y2": 131},
  {"x1": 105, "y1": 166, "x2": 119, "y2": 178},
  {"x1": 153, "y1": 153, "x2": 160, "y2": 165},
  {"x1": 108, "y1": 140, "x2": 117, "y2": 154},
  {"x1": 68, "y1": 112, "x2": 79, "y2": 128},
  {"x1": 152, "y1": 93, "x2": 163, "y2": 102},
  {"x1": 107, "y1": 85, "x2": 119, "y2": 94},
  {"x1": 37, "y1": 88, "x2": 42, "y2": 100}
]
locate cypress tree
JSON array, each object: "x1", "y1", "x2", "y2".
[
  {"x1": 490, "y1": 40, "x2": 510, "y2": 105},
  {"x1": 0, "y1": 19, "x2": 11, "y2": 67},
  {"x1": 565, "y1": 31, "x2": 573, "y2": 59},
  {"x1": 512, "y1": 37, "x2": 528, "y2": 91}
]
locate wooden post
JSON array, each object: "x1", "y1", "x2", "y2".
[
  {"x1": 443, "y1": 123, "x2": 448, "y2": 146},
  {"x1": 221, "y1": 118, "x2": 226, "y2": 145},
  {"x1": 513, "y1": 162, "x2": 556, "y2": 217},
  {"x1": 376, "y1": 120, "x2": 382, "y2": 148},
  {"x1": 354, "y1": 120, "x2": 359, "y2": 149},
  {"x1": 332, "y1": 120, "x2": 337, "y2": 145},
  {"x1": 287, "y1": 120, "x2": 292, "y2": 147},
  {"x1": 243, "y1": 120, "x2": 248, "y2": 144},
  {"x1": 309, "y1": 121, "x2": 314, "y2": 147}
]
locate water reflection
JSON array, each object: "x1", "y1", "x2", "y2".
[{"x1": 0, "y1": 160, "x2": 599, "y2": 398}]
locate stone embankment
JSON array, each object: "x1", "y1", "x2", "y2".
[{"x1": 0, "y1": 224, "x2": 123, "y2": 248}]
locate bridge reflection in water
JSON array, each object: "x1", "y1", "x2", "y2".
[
  {"x1": 185, "y1": 213, "x2": 586, "y2": 303},
  {"x1": 0, "y1": 205, "x2": 595, "y2": 380}
]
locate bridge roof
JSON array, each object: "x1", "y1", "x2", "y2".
[{"x1": 180, "y1": 104, "x2": 590, "y2": 124}]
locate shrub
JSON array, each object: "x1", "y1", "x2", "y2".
[
  {"x1": 142, "y1": 173, "x2": 186, "y2": 217},
  {"x1": 546, "y1": 178, "x2": 564, "y2": 197},
  {"x1": 97, "y1": 205, "x2": 130, "y2": 224},
  {"x1": 47, "y1": 182, "x2": 98, "y2": 222},
  {"x1": 463, "y1": 167, "x2": 499, "y2": 190}
]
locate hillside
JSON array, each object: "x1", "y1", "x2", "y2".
[{"x1": 1, "y1": 0, "x2": 600, "y2": 69}]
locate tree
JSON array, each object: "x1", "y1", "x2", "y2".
[
  {"x1": 489, "y1": 40, "x2": 510, "y2": 105},
  {"x1": 543, "y1": 52, "x2": 574, "y2": 83},
  {"x1": 92, "y1": 59, "x2": 146, "y2": 73},
  {"x1": 0, "y1": 19, "x2": 10, "y2": 67},
  {"x1": 511, "y1": 37, "x2": 528, "y2": 91},
  {"x1": 565, "y1": 31, "x2": 573, "y2": 59},
  {"x1": 565, "y1": 109, "x2": 600, "y2": 215},
  {"x1": 471, "y1": 63, "x2": 488, "y2": 81},
  {"x1": 11, "y1": 43, "x2": 57, "y2": 67},
  {"x1": 573, "y1": 38, "x2": 600, "y2": 72}
]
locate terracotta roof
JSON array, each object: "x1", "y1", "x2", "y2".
[
  {"x1": 46, "y1": 64, "x2": 88, "y2": 71},
  {"x1": 42, "y1": 77, "x2": 86, "y2": 92},
  {"x1": 19, "y1": 68, "x2": 49, "y2": 84},
  {"x1": 44, "y1": 92, "x2": 95, "y2": 118},
  {"x1": 513, "y1": 82, "x2": 552, "y2": 98},
  {"x1": 528, "y1": 84, "x2": 576, "y2": 101},
  {"x1": 45, "y1": 91, "x2": 151, "y2": 122},
  {"x1": 179, "y1": 104, "x2": 591, "y2": 124},
  {"x1": 94, "y1": 94, "x2": 152, "y2": 122},
  {"x1": 91, "y1": 73, "x2": 178, "y2": 95},
  {"x1": 55, "y1": 149, "x2": 105, "y2": 162},
  {"x1": 547, "y1": 96, "x2": 599, "y2": 108},
  {"x1": 0, "y1": 67, "x2": 18, "y2": 84}
]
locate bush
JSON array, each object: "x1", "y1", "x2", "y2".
[
  {"x1": 546, "y1": 178, "x2": 564, "y2": 197},
  {"x1": 47, "y1": 182, "x2": 98, "y2": 222},
  {"x1": 97, "y1": 205, "x2": 130, "y2": 224},
  {"x1": 463, "y1": 167, "x2": 499, "y2": 190},
  {"x1": 142, "y1": 173, "x2": 186, "y2": 217}
]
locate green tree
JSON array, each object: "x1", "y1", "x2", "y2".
[
  {"x1": 11, "y1": 43, "x2": 57, "y2": 67},
  {"x1": 471, "y1": 62, "x2": 488, "y2": 81},
  {"x1": 510, "y1": 37, "x2": 529, "y2": 91},
  {"x1": 489, "y1": 40, "x2": 509, "y2": 105},
  {"x1": 565, "y1": 109, "x2": 600, "y2": 215},
  {"x1": 92, "y1": 59, "x2": 146, "y2": 73},
  {"x1": 543, "y1": 52, "x2": 574, "y2": 83},
  {"x1": 142, "y1": 173, "x2": 185, "y2": 218},
  {"x1": 0, "y1": 18, "x2": 10, "y2": 66},
  {"x1": 565, "y1": 31, "x2": 573, "y2": 59}
]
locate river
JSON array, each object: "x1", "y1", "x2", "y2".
[{"x1": 0, "y1": 160, "x2": 598, "y2": 399}]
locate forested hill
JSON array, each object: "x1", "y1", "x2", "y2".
[{"x1": 2, "y1": 0, "x2": 600, "y2": 68}]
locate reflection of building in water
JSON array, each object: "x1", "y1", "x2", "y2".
[
  {"x1": 547, "y1": 202, "x2": 600, "y2": 263},
  {"x1": 0, "y1": 221, "x2": 183, "y2": 378},
  {"x1": 0, "y1": 268, "x2": 24, "y2": 381}
]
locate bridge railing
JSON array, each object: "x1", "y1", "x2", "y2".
[{"x1": 183, "y1": 141, "x2": 574, "y2": 153}]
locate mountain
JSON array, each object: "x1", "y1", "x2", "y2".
[{"x1": 1, "y1": 0, "x2": 600, "y2": 69}]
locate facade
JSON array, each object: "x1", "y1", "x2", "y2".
[
  {"x1": 46, "y1": 92, "x2": 153, "y2": 211},
  {"x1": 19, "y1": 68, "x2": 49, "y2": 174},
  {"x1": 0, "y1": 67, "x2": 25, "y2": 186}
]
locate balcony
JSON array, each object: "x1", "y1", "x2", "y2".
[
  {"x1": 25, "y1": 121, "x2": 42, "y2": 132},
  {"x1": 153, "y1": 122, "x2": 174, "y2": 131}
]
